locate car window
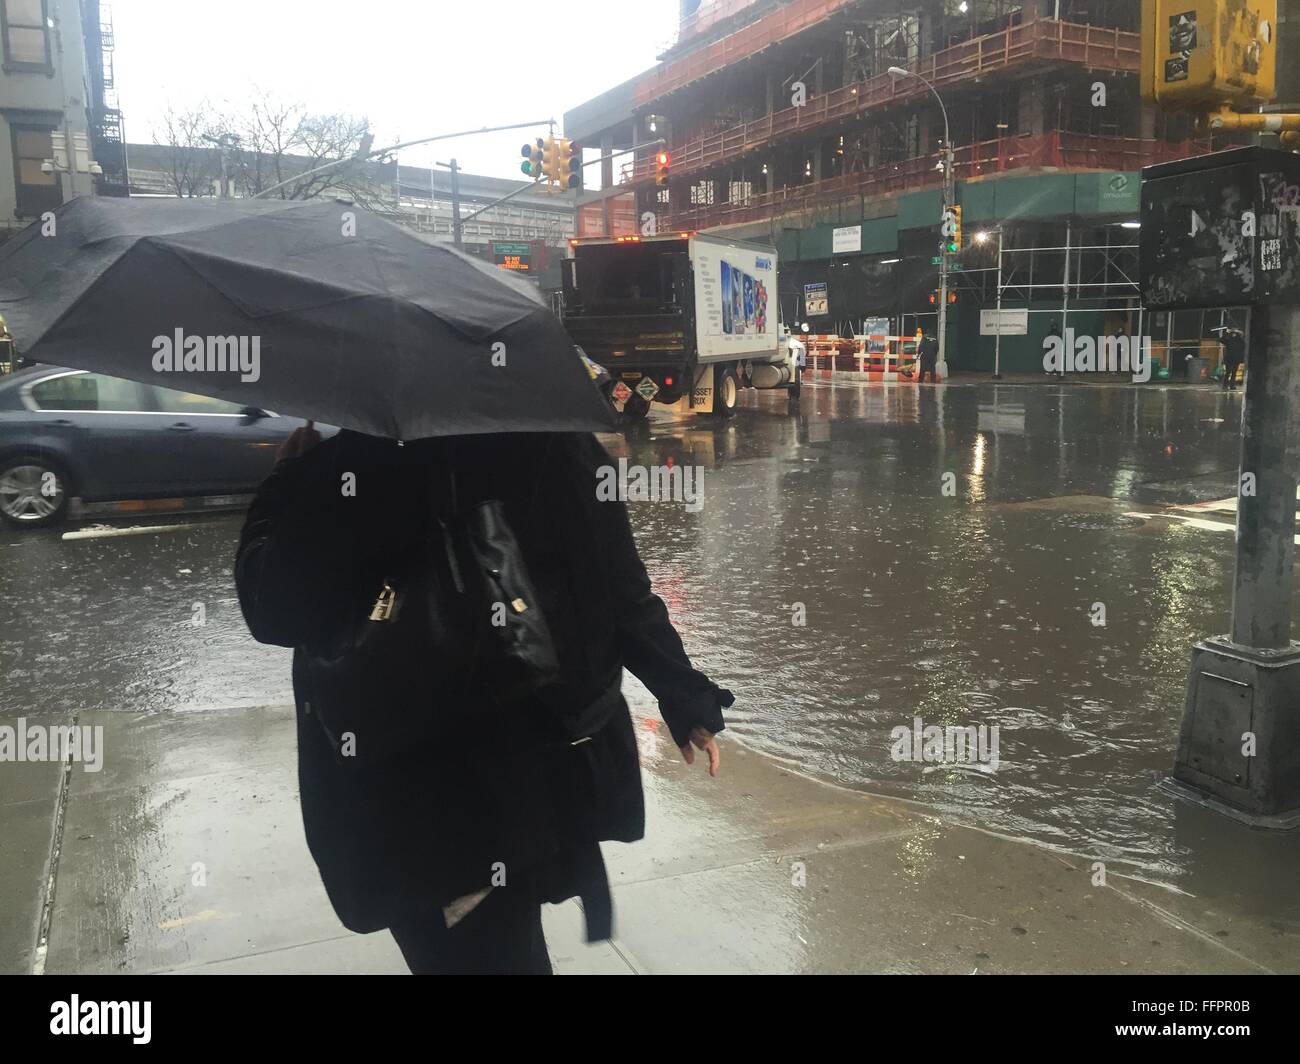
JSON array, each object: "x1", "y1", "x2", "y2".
[
  {"x1": 149, "y1": 386, "x2": 246, "y2": 415},
  {"x1": 29, "y1": 372, "x2": 146, "y2": 412}
]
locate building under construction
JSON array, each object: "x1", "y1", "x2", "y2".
[{"x1": 566, "y1": 0, "x2": 1299, "y2": 373}]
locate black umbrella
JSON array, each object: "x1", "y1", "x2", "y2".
[{"x1": 0, "y1": 196, "x2": 616, "y2": 439}]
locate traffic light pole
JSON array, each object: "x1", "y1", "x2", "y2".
[
  {"x1": 938, "y1": 145, "x2": 953, "y2": 380},
  {"x1": 889, "y1": 67, "x2": 954, "y2": 381},
  {"x1": 449, "y1": 159, "x2": 462, "y2": 250},
  {"x1": 460, "y1": 145, "x2": 667, "y2": 230},
  {"x1": 251, "y1": 119, "x2": 551, "y2": 199}
]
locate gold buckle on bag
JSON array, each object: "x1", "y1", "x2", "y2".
[{"x1": 369, "y1": 581, "x2": 398, "y2": 622}]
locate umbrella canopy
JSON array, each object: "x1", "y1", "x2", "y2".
[{"x1": 0, "y1": 196, "x2": 616, "y2": 439}]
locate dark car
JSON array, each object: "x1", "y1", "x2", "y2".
[{"x1": 0, "y1": 366, "x2": 317, "y2": 528}]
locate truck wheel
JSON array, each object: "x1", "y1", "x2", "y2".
[
  {"x1": 618, "y1": 394, "x2": 651, "y2": 426},
  {"x1": 713, "y1": 365, "x2": 739, "y2": 418}
]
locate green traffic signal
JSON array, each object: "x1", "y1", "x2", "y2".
[{"x1": 521, "y1": 161, "x2": 534, "y2": 176}]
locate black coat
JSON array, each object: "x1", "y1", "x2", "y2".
[
  {"x1": 234, "y1": 430, "x2": 728, "y2": 937},
  {"x1": 1223, "y1": 331, "x2": 1245, "y2": 367},
  {"x1": 919, "y1": 335, "x2": 938, "y2": 365}
]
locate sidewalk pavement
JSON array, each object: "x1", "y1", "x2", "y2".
[{"x1": 1, "y1": 701, "x2": 1293, "y2": 975}]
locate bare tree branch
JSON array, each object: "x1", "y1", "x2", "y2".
[{"x1": 153, "y1": 105, "x2": 221, "y2": 197}]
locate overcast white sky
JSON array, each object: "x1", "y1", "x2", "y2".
[{"x1": 113, "y1": 0, "x2": 677, "y2": 188}]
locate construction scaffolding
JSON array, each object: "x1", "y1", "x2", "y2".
[{"x1": 661, "y1": 131, "x2": 1204, "y2": 232}]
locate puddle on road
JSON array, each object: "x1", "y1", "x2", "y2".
[{"x1": 2, "y1": 383, "x2": 1296, "y2": 908}]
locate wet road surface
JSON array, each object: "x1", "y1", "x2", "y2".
[{"x1": 2, "y1": 379, "x2": 1297, "y2": 910}]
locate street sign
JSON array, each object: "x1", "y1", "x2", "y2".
[
  {"x1": 635, "y1": 377, "x2": 660, "y2": 401},
  {"x1": 930, "y1": 256, "x2": 943, "y2": 265},
  {"x1": 980, "y1": 309, "x2": 1029, "y2": 335},
  {"x1": 493, "y1": 241, "x2": 532, "y2": 272},
  {"x1": 804, "y1": 282, "x2": 828, "y2": 316}
]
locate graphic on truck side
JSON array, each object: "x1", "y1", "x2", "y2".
[{"x1": 701, "y1": 243, "x2": 777, "y2": 356}]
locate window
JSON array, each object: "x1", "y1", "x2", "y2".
[
  {"x1": 689, "y1": 181, "x2": 714, "y2": 206},
  {"x1": 30, "y1": 373, "x2": 146, "y2": 412},
  {"x1": 148, "y1": 386, "x2": 246, "y2": 415},
  {"x1": 11, "y1": 126, "x2": 61, "y2": 217},
  {"x1": 1, "y1": 0, "x2": 50, "y2": 68}
]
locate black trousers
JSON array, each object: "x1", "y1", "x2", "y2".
[
  {"x1": 389, "y1": 886, "x2": 552, "y2": 975},
  {"x1": 918, "y1": 357, "x2": 938, "y2": 383}
]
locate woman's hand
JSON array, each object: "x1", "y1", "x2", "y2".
[
  {"x1": 277, "y1": 421, "x2": 321, "y2": 462},
  {"x1": 679, "y1": 727, "x2": 720, "y2": 778}
]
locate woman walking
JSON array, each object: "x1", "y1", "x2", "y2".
[{"x1": 235, "y1": 424, "x2": 730, "y2": 974}]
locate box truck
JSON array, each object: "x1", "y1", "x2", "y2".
[{"x1": 560, "y1": 232, "x2": 798, "y2": 419}]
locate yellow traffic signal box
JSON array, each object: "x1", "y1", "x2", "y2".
[{"x1": 1141, "y1": 0, "x2": 1276, "y2": 108}]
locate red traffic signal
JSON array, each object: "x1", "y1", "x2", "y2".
[{"x1": 566, "y1": 141, "x2": 582, "y2": 190}]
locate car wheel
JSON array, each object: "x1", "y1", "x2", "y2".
[
  {"x1": 0, "y1": 457, "x2": 71, "y2": 528},
  {"x1": 713, "y1": 365, "x2": 739, "y2": 418}
]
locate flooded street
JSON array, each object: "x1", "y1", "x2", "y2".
[{"x1": 3, "y1": 379, "x2": 1297, "y2": 912}]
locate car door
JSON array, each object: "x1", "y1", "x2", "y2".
[
  {"x1": 23, "y1": 370, "x2": 165, "y2": 499},
  {"x1": 142, "y1": 385, "x2": 294, "y2": 494}
]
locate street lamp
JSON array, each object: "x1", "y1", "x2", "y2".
[
  {"x1": 976, "y1": 227, "x2": 1005, "y2": 379},
  {"x1": 202, "y1": 132, "x2": 240, "y2": 198},
  {"x1": 889, "y1": 65, "x2": 953, "y2": 380}
]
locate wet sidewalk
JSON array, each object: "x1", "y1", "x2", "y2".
[{"x1": 2, "y1": 700, "x2": 1290, "y2": 975}]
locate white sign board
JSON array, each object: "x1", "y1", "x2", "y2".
[
  {"x1": 692, "y1": 234, "x2": 779, "y2": 362},
  {"x1": 980, "y1": 309, "x2": 1029, "y2": 336},
  {"x1": 832, "y1": 225, "x2": 862, "y2": 254}
]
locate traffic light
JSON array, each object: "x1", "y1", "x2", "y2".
[
  {"x1": 556, "y1": 138, "x2": 582, "y2": 191},
  {"x1": 929, "y1": 290, "x2": 958, "y2": 306},
  {"x1": 565, "y1": 141, "x2": 582, "y2": 191},
  {"x1": 520, "y1": 138, "x2": 544, "y2": 180},
  {"x1": 1140, "y1": 0, "x2": 1276, "y2": 108},
  {"x1": 542, "y1": 135, "x2": 563, "y2": 191},
  {"x1": 655, "y1": 150, "x2": 670, "y2": 186},
  {"x1": 942, "y1": 206, "x2": 962, "y2": 254}
]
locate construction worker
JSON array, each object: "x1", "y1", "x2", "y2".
[
  {"x1": 1221, "y1": 327, "x2": 1245, "y2": 391},
  {"x1": 917, "y1": 327, "x2": 939, "y2": 384}
]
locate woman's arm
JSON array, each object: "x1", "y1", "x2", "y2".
[
  {"x1": 573, "y1": 435, "x2": 731, "y2": 751},
  {"x1": 234, "y1": 432, "x2": 358, "y2": 648}
]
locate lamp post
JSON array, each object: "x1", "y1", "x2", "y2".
[
  {"x1": 890, "y1": 66, "x2": 953, "y2": 380},
  {"x1": 976, "y1": 227, "x2": 1004, "y2": 379}
]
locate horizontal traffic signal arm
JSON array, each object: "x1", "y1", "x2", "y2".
[{"x1": 624, "y1": 16, "x2": 1138, "y2": 187}]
